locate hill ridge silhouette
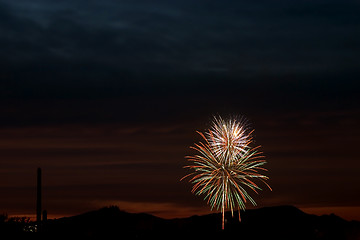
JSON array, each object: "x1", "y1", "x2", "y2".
[{"x1": 2, "y1": 205, "x2": 359, "y2": 239}]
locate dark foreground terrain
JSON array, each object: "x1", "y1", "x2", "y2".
[{"x1": 1, "y1": 205, "x2": 359, "y2": 239}]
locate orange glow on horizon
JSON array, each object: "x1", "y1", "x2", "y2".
[{"x1": 300, "y1": 206, "x2": 360, "y2": 222}]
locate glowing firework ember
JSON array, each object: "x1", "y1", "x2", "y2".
[{"x1": 182, "y1": 116, "x2": 271, "y2": 229}]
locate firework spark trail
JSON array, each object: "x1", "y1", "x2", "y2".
[{"x1": 182, "y1": 116, "x2": 271, "y2": 229}]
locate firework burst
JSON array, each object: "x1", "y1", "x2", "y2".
[{"x1": 182, "y1": 116, "x2": 271, "y2": 229}]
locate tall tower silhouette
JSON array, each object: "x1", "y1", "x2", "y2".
[{"x1": 36, "y1": 167, "x2": 42, "y2": 223}]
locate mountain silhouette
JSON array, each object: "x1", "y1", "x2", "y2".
[{"x1": 2, "y1": 205, "x2": 359, "y2": 239}]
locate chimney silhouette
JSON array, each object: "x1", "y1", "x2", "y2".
[{"x1": 36, "y1": 168, "x2": 42, "y2": 223}]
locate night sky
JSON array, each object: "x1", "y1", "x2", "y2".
[{"x1": 1, "y1": 0, "x2": 359, "y2": 221}]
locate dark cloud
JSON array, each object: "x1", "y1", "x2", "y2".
[{"x1": 0, "y1": 0, "x2": 359, "y2": 101}]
